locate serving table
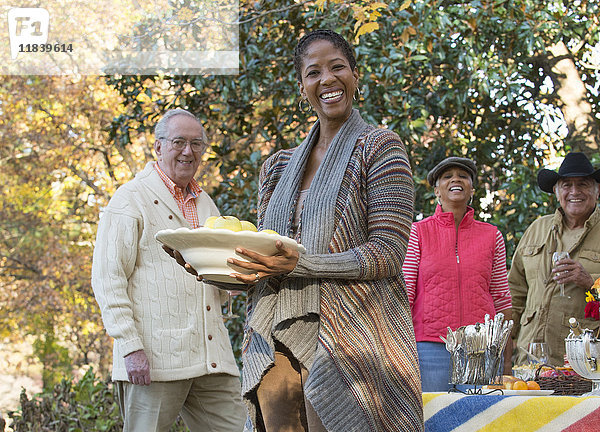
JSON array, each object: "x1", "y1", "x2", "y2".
[{"x1": 423, "y1": 392, "x2": 600, "y2": 431}]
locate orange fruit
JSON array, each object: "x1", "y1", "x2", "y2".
[
  {"x1": 502, "y1": 375, "x2": 517, "y2": 390},
  {"x1": 526, "y1": 380, "x2": 540, "y2": 390},
  {"x1": 512, "y1": 380, "x2": 528, "y2": 390}
]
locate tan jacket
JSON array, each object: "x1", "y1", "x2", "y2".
[{"x1": 509, "y1": 206, "x2": 600, "y2": 366}]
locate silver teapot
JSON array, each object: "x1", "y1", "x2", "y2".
[{"x1": 565, "y1": 324, "x2": 600, "y2": 396}]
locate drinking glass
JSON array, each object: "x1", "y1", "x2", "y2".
[
  {"x1": 527, "y1": 342, "x2": 548, "y2": 364},
  {"x1": 224, "y1": 291, "x2": 238, "y2": 319},
  {"x1": 552, "y1": 251, "x2": 570, "y2": 297}
]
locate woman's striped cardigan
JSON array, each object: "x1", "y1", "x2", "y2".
[{"x1": 242, "y1": 123, "x2": 424, "y2": 432}]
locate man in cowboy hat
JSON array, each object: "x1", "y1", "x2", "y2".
[{"x1": 509, "y1": 152, "x2": 600, "y2": 366}]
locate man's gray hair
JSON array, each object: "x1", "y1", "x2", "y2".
[{"x1": 154, "y1": 108, "x2": 206, "y2": 140}]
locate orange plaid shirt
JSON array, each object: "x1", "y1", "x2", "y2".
[{"x1": 154, "y1": 163, "x2": 202, "y2": 228}]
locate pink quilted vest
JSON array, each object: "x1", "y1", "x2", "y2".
[{"x1": 411, "y1": 205, "x2": 498, "y2": 342}]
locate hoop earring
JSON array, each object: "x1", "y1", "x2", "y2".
[
  {"x1": 353, "y1": 87, "x2": 362, "y2": 101},
  {"x1": 298, "y1": 98, "x2": 311, "y2": 112},
  {"x1": 469, "y1": 195, "x2": 474, "y2": 206}
]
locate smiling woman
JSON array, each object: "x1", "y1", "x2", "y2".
[
  {"x1": 297, "y1": 38, "x2": 358, "y2": 131},
  {"x1": 402, "y1": 156, "x2": 513, "y2": 392},
  {"x1": 227, "y1": 29, "x2": 423, "y2": 431},
  {"x1": 435, "y1": 166, "x2": 474, "y2": 207}
]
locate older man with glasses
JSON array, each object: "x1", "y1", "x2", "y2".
[{"x1": 92, "y1": 108, "x2": 245, "y2": 431}]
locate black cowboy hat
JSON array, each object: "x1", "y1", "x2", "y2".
[
  {"x1": 537, "y1": 152, "x2": 600, "y2": 193},
  {"x1": 427, "y1": 157, "x2": 477, "y2": 187}
]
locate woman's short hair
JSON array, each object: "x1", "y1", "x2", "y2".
[{"x1": 293, "y1": 29, "x2": 356, "y2": 82}]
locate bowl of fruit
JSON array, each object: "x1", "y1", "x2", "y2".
[
  {"x1": 155, "y1": 216, "x2": 306, "y2": 284},
  {"x1": 484, "y1": 375, "x2": 554, "y2": 395}
]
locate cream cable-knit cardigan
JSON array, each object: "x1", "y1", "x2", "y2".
[{"x1": 92, "y1": 162, "x2": 239, "y2": 381}]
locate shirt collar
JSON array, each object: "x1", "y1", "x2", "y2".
[{"x1": 154, "y1": 162, "x2": 202, "y2": 198}]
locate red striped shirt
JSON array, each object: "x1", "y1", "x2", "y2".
[{"x1": 154, "y1": 163, "x2": 202, "y2": 228}]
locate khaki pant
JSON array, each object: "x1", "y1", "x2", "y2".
[
  {"x1": 256, "y1": 345, "x2": 327, "y2": 432},
  {"x1": 116, "y1": 374, "x2": 245, "y2": 432}
]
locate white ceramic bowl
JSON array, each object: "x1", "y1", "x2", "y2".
[{"x1": 155, "y1": 227, "x2": 306, "y2": 284}]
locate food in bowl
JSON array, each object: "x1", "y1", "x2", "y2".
[
  {"x1": 539, "y1": 366, "x2": 579, "y2": 377},
  {"x1": 203, "y1": 215, "x2": 267, "y2": 234},
  {"x1": 155, "y1": 227, "x2": 305, "y2": 284},
  {"x1": 484, "y1": 375, "x2": 539, "y2": 391},
  {"x1": 213, "y1": 216, "x2": 243, "y2": 231},
  {"x1": 240, "y1": 220, "x2": 258, "y2": 232},
  {"x1": 204, "y1": 216, "x2": 219, "y2": 228},
  {"x1": 512, "y1": 380, "x2": 528, "y2": 390}
]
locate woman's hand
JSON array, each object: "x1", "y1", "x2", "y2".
[
  {"x1": 162, "y1": 245, "x2": 203, "y2": 281},
  {"x1": 228, "y1": 240, "x2": 299, "y2": 284},
  {"x1": 552, "y1": 257, "x2": 594, "y2": 289}
]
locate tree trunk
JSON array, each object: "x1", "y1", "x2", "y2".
[{"x1": 546, "y1": 41, "x2": 599, "y2": 156}]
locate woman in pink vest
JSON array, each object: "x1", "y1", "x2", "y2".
[{"x1": 402, "y1": 157, "x2": 513, "y2": 392}]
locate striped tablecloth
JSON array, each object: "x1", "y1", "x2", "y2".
[{"x1": 424, "y1": 392, "x2": 600, "y2": 431}]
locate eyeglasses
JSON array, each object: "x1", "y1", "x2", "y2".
[{"x1": 164, "y1": 138, "x2": 208, "y2": 152}]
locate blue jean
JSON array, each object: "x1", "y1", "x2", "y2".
[{"x1": 417, "y1": 341, "x2": 453, "y2": 392}]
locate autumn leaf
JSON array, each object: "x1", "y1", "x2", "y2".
[
  {"x1": 369, "y1": 2, "x2": 388, "y2": 11},
  {"x1": 356, "y1": 22, "x2": 380, "y2": 40},
  {"x1": 399, "y1": 0, "x2": 412, "y2": 12},
  {"x1": 315, "y1": 0, "x2": 327, "y2": 11}
]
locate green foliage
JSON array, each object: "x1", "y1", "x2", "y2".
[
  {"x1": 1, "y1": 0, "x2": 598, "y2": 385},
  {"x1": 102, "y1": 0, "x2": 600, "y2": 344},
  {"x1": 0, "y1": 76, "x2": 118, "y2": 383},
  {"x1": 7, "y1": 369, "x2": 120, "y2": 432},
  {"x1": 345, "y1": 0, "x2": 599, "y2": 259},
  {"x1": 31, "y1": 319, "x2": 73, "y2": 390},
  {"x1": 6, "y1": 369, "x2": 189, "y2": 432}
]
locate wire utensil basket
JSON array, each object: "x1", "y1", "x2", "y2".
[{"x1": 442, "y1": 313, "x2": 513, "y2": 386}]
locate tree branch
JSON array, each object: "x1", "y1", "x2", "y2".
[{"x1": 237, "y1": 1, "x2": 312, "y2": 24}]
